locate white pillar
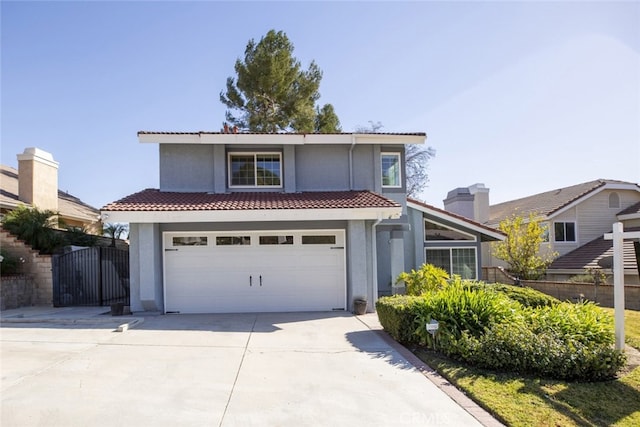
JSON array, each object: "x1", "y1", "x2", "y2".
[{"x1": 611, "y1": 222, "x2": 625, "y2": 351}]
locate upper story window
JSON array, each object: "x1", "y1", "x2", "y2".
[
  {"x1": 609, "y1": 192, "x2": 620, "y2": 208},
  {"x1": 554, "y1": 222, "x2": 576, "y2": 242},
  {"x1": 381, "y1": 152, "x2": 401, "y2": 188},
  {"x1": 229, "y1": 152, "x2": 282, "y2": 188}
]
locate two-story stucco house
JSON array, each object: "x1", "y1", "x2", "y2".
[
  {"x1": 102, "y1": 131, "x2": 505, "y2": 314},
  {"x1": 101, "y1": 131, "x2": 424, "y2": 314}
]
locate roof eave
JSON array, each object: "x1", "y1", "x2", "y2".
[
  {"x1": 407, "y1": 200, "x2": 505, "y2": 241},
  {"x1": 138, "y1": 132, "x2": 426, "y2": 146},
  {"x1": 101, "y1": 206, "x2": 402, "y2": 224}
]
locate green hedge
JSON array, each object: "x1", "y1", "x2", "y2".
[
  {"x1": 464, "y1": 282, "x2": 559, "y2": 308},
  {"x1": 375, "y1": 295, "x2": 424, "y2": 344},
  {"x1": 376, "y1": 282, "x2": 626, "y2": 380}
]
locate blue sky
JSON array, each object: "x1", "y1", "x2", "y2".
[{"x1": 2, "y1": 1, "x2": 639, "y2": 210}]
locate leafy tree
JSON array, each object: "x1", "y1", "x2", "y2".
[
  {"x1": 405, "y1": 143, "x2": 436, "y2": 198},
  {"x1": 64, "y1": 226, "x2": 98, "y2": 247},
  {"x1": 1, "y1": 204, "x2": 63, "y2": 253},
  {"x1": 315, "y1": 103, "x2": 341, "y2": 133},
  {"x1": 492, "y1": 212, "x2": 558, "y2": 280},
  {"x1": 355, "y1": 120, "x2": 435, "y2": 198},
  {"x1": 103, "y1": 223, "x2": 129, "y2": 247},
  {"x1": 220, "y1": 29, "x2": 339, "y2": 133}
]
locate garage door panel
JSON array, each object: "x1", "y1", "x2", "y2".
[{"x1": 163, "y1": 231, "x2": 346, "y2": 314}]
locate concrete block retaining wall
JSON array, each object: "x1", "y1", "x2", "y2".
[
  {"x1": 483, "y1": 266, "x2": 640, "y2": 310},
  {"x1": 1, "y1": 229, "x2": 53, "y2": 307}
]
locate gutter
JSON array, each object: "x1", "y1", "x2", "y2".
[{"x1": 349, "y1": 134, "x2": 356, "y2": 190}]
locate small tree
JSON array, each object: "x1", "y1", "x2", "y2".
[
  {"x1": 1, "y1": 204, "x2": 63, "y2": 253},
  {"x1": 103, "y1": 223, "x2": 129, "y2": 247},
  {"x1": 492, "y1": 212, "x2": 558, "y2": 280}
]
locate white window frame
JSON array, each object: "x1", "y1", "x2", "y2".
[
  {"x1": 228, "y1": 152, "x2": 283, "y2": 188},
  {"x1": 425, "y1": 247, "x2": 478, "y2": 280},
  {"x1": 381, "y1": 152, "x2": 402, "y2": 188}
]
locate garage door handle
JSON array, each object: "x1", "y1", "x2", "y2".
[
  {"x1": 330, "y1": 246, "x2": 344, "y2": 250},
  {"x1": 259, "y1": 275, "x2": 262, "y2": 286},
  {"x1": 249, "y1": 275, "x2": 252, "y2": 286}
]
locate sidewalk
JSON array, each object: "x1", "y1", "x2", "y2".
[{"x1": 0, "y1": 306, "x2": 143, "y2": 331}]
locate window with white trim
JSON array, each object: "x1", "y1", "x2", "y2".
[
  {"x1": 381, "y1": 153, "x2": 401, "y2": 188},
  {"x1": 228, "y1": 152, "x2": 282, "y2": 188},
  {"x1": 554, "y1": 222, "x2": 576, "y2": 242},
  {"x1": 425, "y1": 248, "x2": 477, "y2": 279}
]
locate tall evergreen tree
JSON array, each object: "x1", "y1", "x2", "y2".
[
  {"x1": 220, "y1": 30, "x2": 340, "y2": 133},
  {"x1": 315, "y1": 104, "x2": 341, "y2": 133}
]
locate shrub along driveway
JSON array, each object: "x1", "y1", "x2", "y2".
[{"x1": 1, "y1": 311, "x2": 492, "y2": 427}]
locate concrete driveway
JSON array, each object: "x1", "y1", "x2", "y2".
[{"x1": 1, "y1": 310, "x2": 496, "y2": 426}]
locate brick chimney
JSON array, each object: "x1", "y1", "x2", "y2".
[
  {"x1": 17, "y1": 147, "x2": 59, "y2": 212},
  {"x1": 443, "y1": 183, "x2": 490, "y2": 223}
]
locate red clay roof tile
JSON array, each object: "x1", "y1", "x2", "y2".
[{"x1": 102, "y1": 189, "x2": 400, "y2": 212}]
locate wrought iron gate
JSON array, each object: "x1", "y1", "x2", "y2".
[{"x1": 52, "y1": 247, "x2": 129, "y2": 307}]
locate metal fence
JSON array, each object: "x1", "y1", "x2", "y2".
[{"x1": 52, "y1": 246, "x2": 129, "y2": 307}]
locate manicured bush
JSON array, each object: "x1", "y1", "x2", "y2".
[
  {"x1": 413, "y1": 282, "x2": 520, "y2": 347},
  {"x1": 375, "y1": 295, "x2": 424, "y2": 344},
  {"x1": 463, "y1": 281, "x2": 559, "y2": 308},
  {"x1": 377, "y1": 275, "x2": 626, "y2": 380},
  {"x1": 396, "y1": 263, "x2": 449, "y2": 296},
  {"x1": 455, "y1": 319, "x2": 626, "y2": 380},
  {"x1": 527, "y1": 301, "x2": 614, "y2": 346}
]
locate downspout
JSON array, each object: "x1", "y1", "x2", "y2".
[
  {"x1": 349, "y1": 134, "x2": 356, "y2": 190},
  {"x1": 371, "y1": 215, "x2": 383, "y2": 311}
]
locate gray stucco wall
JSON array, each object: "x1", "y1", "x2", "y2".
[
  {"x1": 160, "y1": 145, "x2": 215, "y2": 192},
  {"x1": 157, "y1": 142, "x2": 405, "y2": 195}
]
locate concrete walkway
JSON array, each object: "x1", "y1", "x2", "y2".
[{"x1": 1, "y1": 307, "x2": 502, "y2": 426}]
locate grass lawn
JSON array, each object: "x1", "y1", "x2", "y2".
[
  {"x1": 601, "y1": 308, "x2": 640, "y2": 350},
  {"x1": 412, "y1": 309, "x2": 640, "y2": 427}
]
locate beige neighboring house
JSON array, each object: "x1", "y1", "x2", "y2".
[
  {"x1": 443, "y1": 180, "x2": 640, "y2": 285},
  {"x1": 0, "y1": 148, "x2": 101, "y2": 234}
]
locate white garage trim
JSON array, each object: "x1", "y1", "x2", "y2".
[{"x1": 162, "y1": 229, "x2": 347, "y2": 314}]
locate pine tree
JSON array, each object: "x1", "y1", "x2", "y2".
[{"x1": 220, "y1": 30, "x2": 340, "y2": 133}]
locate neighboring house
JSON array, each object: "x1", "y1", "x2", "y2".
[
  {"x1": 102, "y1": 131, "x2": 431, "y2": 314},
  {"x1": 444, "y1": 180, "x2": 640, "y2": 284},
  {"x1": 0, "y1": 148, "x2": 101, "y2": 234}
]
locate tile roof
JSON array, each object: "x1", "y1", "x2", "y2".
[
  {"x1": 0, "y1": 164, "x2": 99, "y2": 222},
  {"x1": 137, "y1": 131, "x2": 426, "y2": 136},
  {"x1": 488, "y1": 179, "x2": 639, "y2": 226},
  {"x1": 618, "y1": 200, "x2": 640, "y2": 216},
  {"x1": 549, "y1": 226, "x2": 640, "y2": 272},
  {"x1": 102, "y1": 189, "x2": 401, "y2": 212}
]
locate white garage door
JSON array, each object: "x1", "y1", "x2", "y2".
[{"x1": 163, "y1": 230, "x2": 346, "y2": 313}]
